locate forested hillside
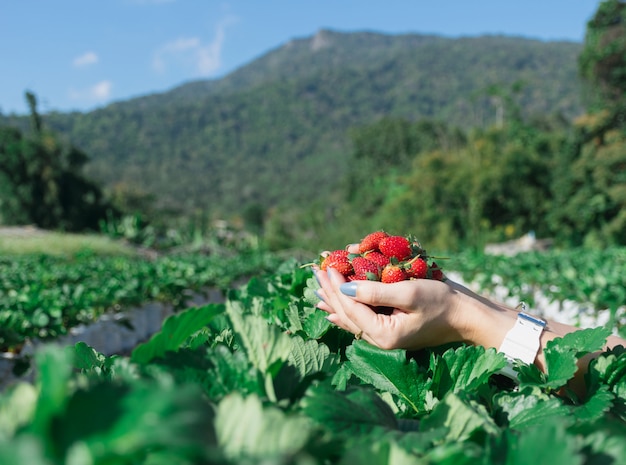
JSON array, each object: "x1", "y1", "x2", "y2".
[{"x1": 0, "y1": 30, "x2": 584, "y2": 222}]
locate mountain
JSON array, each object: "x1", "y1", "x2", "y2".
[{"x1": 1, "y1": 29, "x2": 585, "y2": 220}]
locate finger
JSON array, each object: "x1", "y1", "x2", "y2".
[
  {"x1": 342, "y1": 279, "x2": 440, "y2": 310},
  {"x1": 325, "y1": 268, "x2": 378, "y2": 336},
  {"x1": 321, "y1": 268, "x2": 366, "y2": 334},
  {"x1": 345, "y1": 243, "x2": 360, "y2": 253}
]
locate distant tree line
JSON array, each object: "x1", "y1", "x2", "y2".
[
  {"x1": 276, "y1": 0, "x2": 626, "y2": 251},
  {"x1": 1, "y1": 1, "x2": 625, "y2": 253},
  {"x1": 0, "y1": 92, "x2": 113, "y2": 231}
]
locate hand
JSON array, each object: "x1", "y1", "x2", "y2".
[{"x1": 315, "y1": 266, "x2": 471, "y2": 351}]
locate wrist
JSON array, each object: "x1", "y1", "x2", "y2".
[{"x1": 446, "y1": 280, "x2": 520, "y2": 349}]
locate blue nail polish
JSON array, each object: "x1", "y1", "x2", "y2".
[
  {"x1": 314, "y1": 290, "x2": 325, "y2": 303},
  {"x1": 313, "y1": 269, "x2": 321, "y2": 286},
  {"x1": 340, "y1": 282, "x2": 357, "y2": 297}
]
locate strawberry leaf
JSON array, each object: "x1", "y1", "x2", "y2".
[
  {"x1": 556, "y1": 326, "x2": 613, "y2": 357},
  {"x1": 131, "y1": 303, "x2": 224, "y2": 364},
  {"x1": 215, "y1": 392, "x2": 316, "y2": 460},
  {"x1": 494, "y1": 390, "x2": 570, "y2": 429},
  {"x1": 571, "y1": 384, "x2": 614, "y2": 422},
  {"x1": 420, "y1": 391, "x2": 499, "y2": 441},
  {"x1": 429, "y1": 346, "x2": 506, "y2": 396},
  {"x1": 504, "y1": 418, "x2": 584, "y2": 465},
  {"x1": 345, "y1": 341, "x2": 428, "y2": 414},
  {"x1": 542, "y1": 327, "x2": 613, "y2": 390},
  {"x1": 302, "y1": 385, "x2": 398, "y2": 435},
  {"x1": 288, "y1": 336, "x2": 338, "y2": 379}
]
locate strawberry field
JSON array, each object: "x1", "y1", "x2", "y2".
[{"x1": 0, "y1": 246, "x2": 625, "y2": 464}]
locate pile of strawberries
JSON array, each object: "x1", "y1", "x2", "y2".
[{"x1": 320, "y1": 231, "x2": 444, "y2": 283}]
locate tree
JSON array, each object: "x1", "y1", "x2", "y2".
[
  {"x1": 579, "y1": 0, "x2": 626, "y2": 112},
  {"x1": 0, "y1": 92, "x2": 113, "y2": 230},
  {"x1": 549, "y1": 0, "x2": 626, "y2": 246}
]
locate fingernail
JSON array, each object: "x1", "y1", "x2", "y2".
[
  {"x1": 345, "y1": 243, "x2": 359, "y2": 251},
  {"x1": 313, "y1": 269, "x2": 321, "y2": 286},
  {"x1": 340, "y1": 282, "x2": 357, "y2": 297},
  {"x1": 314, "y1": 290, "x2": 325, "y2": 303}
]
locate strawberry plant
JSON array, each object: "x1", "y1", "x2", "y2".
[{"x1": 0, "y1": 260, "x2": 624, "y2": 464}]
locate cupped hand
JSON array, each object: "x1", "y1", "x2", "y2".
[{"x1": 315, "y1": 267, "x2": 470, "y2": 351}]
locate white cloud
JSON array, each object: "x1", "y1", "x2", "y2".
[
  {"x1": 153, "y1": 16, "x2": 236, "y2": 77},
  {"x1": 73, "y1": 51, "x2": 99, "y2": 68},
  {"x1": 69, "y1": 80, "x2": 112, "y2": 103}
]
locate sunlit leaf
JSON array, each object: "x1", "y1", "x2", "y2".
[
  {"x1": 226, "y1": 301, "x2": 292, "y2": 374},
  {"x1": 131, "y1": 303, "x2": 224, "y2": 364},
  {"x1": 345, "y1": 341, "x2": 426, "y2": 414},
  {"x1": 215, "y1": 392, "x2": 314, "y2": 460}
]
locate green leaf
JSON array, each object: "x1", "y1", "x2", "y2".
[
  {"x1": 555, "y1": 326, "x2": 612, "y2": 357},
  {"x1": 226, "y1": 301, "x2": 293, "y2": 375},
  {"x1": 345, "y1": 341, "x2": 426, "y2": 414},
  {"x1": 0, "y1": 436, "x2": 50, "y2": 465},
  {"x1": 571, "y1": 384, "x2": 614, "y2": 422},
  {"x1": 28, "y1": 345, "x2": 74, "y2": 437},
  {"x1": 302, "y1": 385, "x2": 398, "y2": 436},
  {"x1": 51, "y1": 380, "x2": 214, "y2": 463},
  {"x1": 505, "y1": 419, "x2": 584, "y2": 465},
  {"x1": 494, "y1": 391, "x2": 570, "y2": 430},
  {"x1": 430, "y1": 346, "x2": 505, "y2": 396},
  {"x1": 420, "y1": 392, "x2": 499, "y2": 441},
  {"x1": 331, "y1": 363, "x2": 354, "y2": 390},
  {"x1": 0, "y1": 383, "x2": 38, "y2": 441},
  {"x1": 288, "y1": 336, "x2": 337, "y2": 379},
  {"x1": 215, "y1": 392, "x2": 315, "y2": 460},
  {"x1": 131, "y1": 303, "x2": 224, "y2": 364},
  {"x1": 302, "y1": 307, "x2": 332, "y2": 339},
  {"x1": 338, "y1": 440, "x2": 422, "y2": 465},
  {"x1": 543, "y1": 346, "x2": 579, "y2": 390},
  {"x1": 302, "y1": 275, "x2": 321, "y2": 307},
  {"x1": 539, "y1": 327, "x2": 612, "y2": 391},
  {"x1": 70, "y1": 341, "x2": 106, "y2": 370}
]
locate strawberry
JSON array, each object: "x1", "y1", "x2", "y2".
[
  {"x1": 406, "y1": 257, "x2": 428, "y2": 279},
  {"x1": 429, "y1": 261, "x2": 445, "y2": 281},
  {"x1": 351, "y1": 256, "x2": 381, "y2": 281},
  {"x1": 359, "y1": 231, "x2": 389, "y2": 254},
  {"x1": 320, "y1": 250, "x2": 353, "y2": 276},
  {"x1": 381, "y1": 264, "x2": 408, "y2": 283},
  {"x1": 363, "y1": 250, "x2": 390, "y2": 269},
  {"x1": 379, "y1": 235, "x2": 412, "y2": 261}
]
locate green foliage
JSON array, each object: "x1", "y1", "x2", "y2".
[
  {"x1": 0, "y1": 249, "x2": 282, "y2": 351},
  {"x1": 579, "y1": 0, "x2": 626, "y2": 110},
  {"x1": 0, "y1": 92, "x2": 112, "y2": 231},
  {"x1": 0, "y1": 33, "x2": 583, "y2": 230},
  {"x1": 1, "y1": 257, "x2": 625, "y2": 464}
]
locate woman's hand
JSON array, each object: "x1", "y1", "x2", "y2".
[{"x1": 315, "y1": 266, "x2": 474, "y2": 350}]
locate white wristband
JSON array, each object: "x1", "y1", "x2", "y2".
[{"x1": 498, "y1": 306, "x2": 546, "y2": 380}]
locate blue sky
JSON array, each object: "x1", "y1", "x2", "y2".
[{"x1": 1, "y1": 0, "x2": 602, "y2": 115}]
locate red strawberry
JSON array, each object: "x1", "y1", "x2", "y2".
[
  {"x1": 363, "y1": 251, "x2": 390, "y2": 269},
  {"x1": 351, "y1": 256, "x2": 381, "y2": 281},
  {"x1": 406, "y1": 257, "x2": 428, "y2": 279},
  {"x1": 358, "y1": 231, "x2": 389, "y2": 254},
  {"x1": 381, "y1": 264, "x2": 408, "y2": 283},
  {"x1": 320, "y1": 250, "x2": 353, "y2": 276},
  {"x1": 379, "y1": 235, "x2": 412, "y2": 261},
  {"x1": 429, "y1": 262, "x2": 445, "y2": 281}
]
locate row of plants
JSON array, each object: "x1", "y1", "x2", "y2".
[
  {"x1": 450, "y1": 247, "x2": 626, "y2": 336},
  {"x1": 0, "y1": 258, "x2": 624, "y2": 464},
  {"x1": 1, "y1": 245, "x2": 625, "y2": 353},
  {"x1": 0, "y1": 249, "x2": 283, "y2": 352}
]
